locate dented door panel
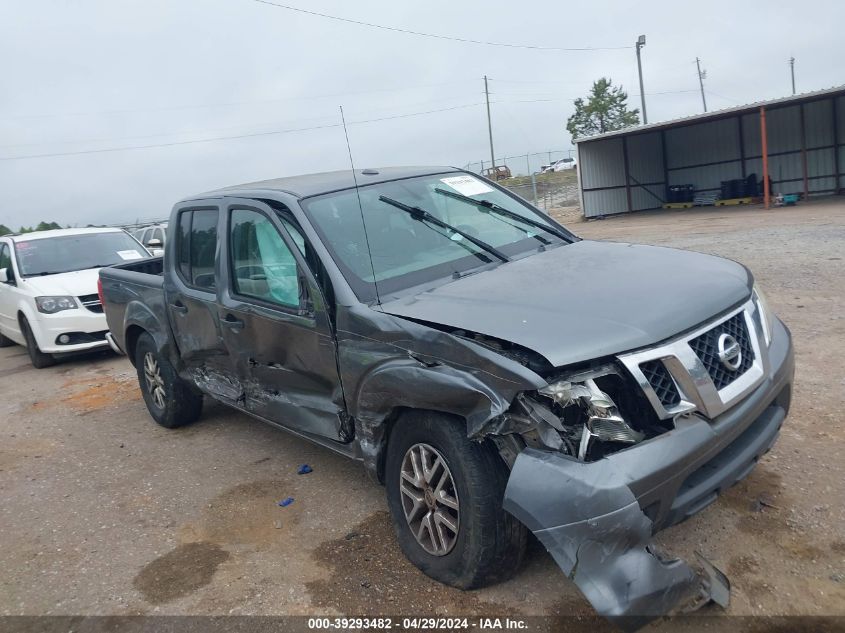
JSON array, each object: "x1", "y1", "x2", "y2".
[
  {"x1": 219, "y1": 301, "x2": 347, "y2": 440},
  {"x1": 216, "y1": 198, "x2": 348, "y2": 441}
]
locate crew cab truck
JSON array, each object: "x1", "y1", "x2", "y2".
[
  {"x1": 0, "y1": 227, "x2": 149, "y2": 367},
  {"x1": 100, "y1": 167, "x2": 794, "y2": 624}
]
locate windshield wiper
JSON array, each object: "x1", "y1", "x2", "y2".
[
  {"x1": 378, "y1": 195, "x2": 510, "y2": 263},
  {"x1": 433, "y1": 187, "x2": 573, "y2": 242}
]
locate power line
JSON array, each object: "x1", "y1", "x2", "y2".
[
  {"x1": 1, "y1": 80, "x2": 474, "y2": 121},
  {"x1": 1, "y1": 93, "x2": 483, "y2": 149},
  {"x1": 247, "y1": 0, "x2": 631, "y2": 51},
  {"x1": 0, "y1": 102, "x2": 486, "y2": 161}
]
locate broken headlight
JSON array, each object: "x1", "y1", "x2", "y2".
[{"x1": 537, "y1": 365, "x2": 644, "y2": 461}]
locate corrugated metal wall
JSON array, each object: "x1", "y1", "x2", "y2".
[
  {"x1": 838, "y1": 96, "x2": 845, "y2": 191},
  {"x1": 578, "y1": 92, "x2": 844, "y2": 217}
]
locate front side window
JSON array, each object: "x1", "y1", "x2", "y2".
[
  {"x1": 175, "y1": 209, "x2": 218, "y2": 290},
  {"x1": 13, "y1": 232, "x2": 148, "y2": 277},
  {"x1": 0, "y1": 244, "x2": 11, "y2": 272},
  {"x1": 230, "y1": 209, "x2": 300, "y2": 308}
]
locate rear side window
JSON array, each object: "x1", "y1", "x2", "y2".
[
  {"x1": 175, "y1": 209, "x2": 219, "y2": 291},
  {"x1": 176, "y1": 213, "x2": 191, "y2": 281}
]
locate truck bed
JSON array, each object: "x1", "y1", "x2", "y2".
[{"x1": 99, "y1": 257, "x2": 168, "y2": 356}]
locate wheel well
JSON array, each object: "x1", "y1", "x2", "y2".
[
  {"x1": 124, "y1": 325, "x2": 146, "y2": 366},
  {"x1": 374, "y1": 407, "x2": 469, "y2": 485}
]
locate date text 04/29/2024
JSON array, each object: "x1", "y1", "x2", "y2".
[{"x1": 307, "y1": 617, "x2": 527, "y2": 630}]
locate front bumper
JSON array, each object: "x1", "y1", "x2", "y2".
[
  {"x1": 30, "y1": 309, "x2": 110, "y2": 354},
  {"x1": 502, "y1": 317, "x2": 794, "y2": 626}
]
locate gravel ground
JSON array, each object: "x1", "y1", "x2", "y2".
[{"x1": 1, "y1": 199, "x2": 844, "y2": 626}]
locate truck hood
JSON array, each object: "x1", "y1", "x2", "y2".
[
  {"x1": 20, "y1": 268, "x2": 101, "y2": 298},
  {"x1": 380, "y1": 240, "x2": 752, "y2": 368}
]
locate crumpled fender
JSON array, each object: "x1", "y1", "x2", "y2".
[
  {"x1": 336, "y1": 304, "x2": 546, "y2": 476},
  {"x1": 503, "y1": 448, "x2": 729, "y2": 630}
]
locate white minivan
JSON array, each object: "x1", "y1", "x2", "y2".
[{"x1": 0, "y1": 228, "x2": 149, "y2": 368}]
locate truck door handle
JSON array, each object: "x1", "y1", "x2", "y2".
[
  {"x1": 170, "y1": 301, "x2": 188, "y2": 314},
  {"x1": 221, "y1": 314, "x2": 245, "y2": 330}
]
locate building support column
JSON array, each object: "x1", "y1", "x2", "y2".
[
  {"x1": 833, "y1": 97, "x2": 841, "y2": 194},
  {"x1": 761, "y1": 106, "x2": 770, "y2": 209},
  {"x1": 738, "y1": 115, "x2": 747, "y2": 178},
  {"x1": 660, "y1": 130, "x2": 669, "y2": 202},
  {"x1": 622, "y1": 137, "x2": 633, "y2": 213},
  {"x1": 800, "y1": 103, "x2": 809, "y2": 199}
]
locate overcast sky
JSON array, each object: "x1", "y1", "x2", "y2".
[{"x1": 1, "y1": 0, "x2": 842, "y2": 229}]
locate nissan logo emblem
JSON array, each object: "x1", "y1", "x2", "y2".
[{"x1": 717, "y1": 333, "x2": 742, "y2": 371}]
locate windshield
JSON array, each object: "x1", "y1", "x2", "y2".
[
  {"x1": 14, "y1": 232, "x2": 148, "y2": 277},
  {"x1": 301, "y1": 172, "x2": 570, "y2": 301}
]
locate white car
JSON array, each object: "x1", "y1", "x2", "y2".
[
  {"x1": 0, "y1": 228, "x2": 150, "y2": 368},
  {"x1": 552, "y1": 157, "x2": 577, "y2": 171}
]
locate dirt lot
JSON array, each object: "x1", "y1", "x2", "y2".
[{"x1": 1, "y1": 199, "x2": 844, "y2": 626}]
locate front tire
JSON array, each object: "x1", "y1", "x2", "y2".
[
  {"x1": 21, "y1": 317, "x2": 56, "y2": 368},
  {"x1": 384, "y1": 411, "x2": 527, "y2": 589},
  {"x1": 134, "y1": 332, "x2": 202, "y2": 428}
]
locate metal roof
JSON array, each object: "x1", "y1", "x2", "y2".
[
  {"x1": 186, "y1": 166, "x2": 462, "y2": 201},
  {"x1": 575, "y1": 84, "x2": 845, "y2": 143}
]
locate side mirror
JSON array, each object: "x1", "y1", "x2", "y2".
[
  {"x1": 146, "y1": 238, "x2": 163, "y2": 248},
  {"x1": 0, "y1": 268, "x2": 10, "y2": 284}
]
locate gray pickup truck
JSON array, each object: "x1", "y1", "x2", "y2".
[{"x1": 100, "y1": 167, "x2": 794, "y2": 625}]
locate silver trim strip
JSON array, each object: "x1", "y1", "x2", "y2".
[{"x1": 619, "y1": 299, "x2": 768, "y2": 420}]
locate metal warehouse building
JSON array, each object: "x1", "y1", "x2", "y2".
[{"x1": 575, "y1": 85, "x2": 845, "y2": 218}]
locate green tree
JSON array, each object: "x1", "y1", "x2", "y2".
[
  {"x1": 35, "y1": 221, "x2": 62, "y2": 231},
  {"x1": 566, "y1": 78, "x2": 640, "y2": 141},
  {"x1": 0, "y1": 224, "x2": 11, "y2": 236}
]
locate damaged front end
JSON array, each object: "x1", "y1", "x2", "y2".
[
  {"x1": 485, "y1": 363, "x2": 665, "y2": 464},
  {"x1": 488, "y1": 363, "x2": 731, "y2": 628}
]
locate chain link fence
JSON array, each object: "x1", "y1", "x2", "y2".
[
  {"x1": 464, "y1": 150, "x2": 578, "y2": 212},
  {"x1": 464, "y1": 150, "x2": 572, "y2": 178}
]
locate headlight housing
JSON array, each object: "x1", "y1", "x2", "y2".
[
  {"x1": 752, "y1": 285, "x2": 774, "y2": 346},
  {"x1": 35, "y1": 296, "x2": 78, "y2": 314}
]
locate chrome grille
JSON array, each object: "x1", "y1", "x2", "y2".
[
  {"x1": 619, "y1": 300, "x2": 767, "y2": 421},
  {"x1": 78, "y1": 293, "x2": 103, "y2": 314},
  {"x1": 639, "y1": 359, "x2": 681, "y2": 407},
  {"x1": 688, "y1": 312, "x2": 754, "y2": 390}
]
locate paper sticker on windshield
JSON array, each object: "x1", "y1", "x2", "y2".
[
  {"x1": 440, "y1": 175, "x2": 493, "y2": 197},
  {"x1": 117, "y1": 250, "x2": 143, "y2": 261}
]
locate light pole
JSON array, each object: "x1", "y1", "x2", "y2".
[
  {"x1": 635, "y1": 35, "x2": 647, "y2": 124},
  {"x1": 789, "y1": 57, "x2": 796, "y2": 95}
]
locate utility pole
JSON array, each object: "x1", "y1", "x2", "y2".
[
  {"x1": 635, "y1": 35, "x2": 647, "y2": 124},
  {"x1": 789, "y1": 57, "x2": 796, "y2": 95},
  {"x1": 696, "y1": 57, "x2": 708, "y2": 113},
  {"x1": 484, "y1": 75, "x2": 495, "y2": 168}
]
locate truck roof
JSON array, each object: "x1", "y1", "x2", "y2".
[{"x1": 185, "y1": 166, "x2": 462, "y2": 201}]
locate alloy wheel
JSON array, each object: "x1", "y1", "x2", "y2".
[
  {"x1": 399, "y1": 443, "x2": 460, "y2": 556},
  {"x1": 143, "y1": 352, "x2": 166, "y2": 409}
]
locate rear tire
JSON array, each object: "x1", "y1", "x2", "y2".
[
  {"x1": 21, "y1": 317, "x2": 56, "y2": 368},
  {"x1": 134, "y1": 332, "x2": 202, "y2": 428},
  {"x1": 384, "y1": 410, "x2": 527, "y2": 589}
]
